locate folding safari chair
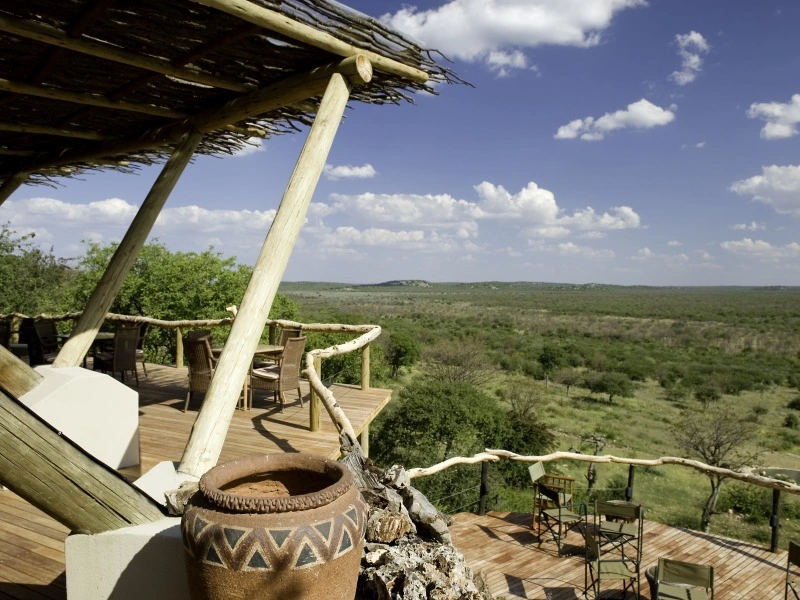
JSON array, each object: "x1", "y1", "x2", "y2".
[
  {"x1": 537, "y1": 483, "x2": 585, "y2": 557},
  {"x1": 786, "y1": 540, "x2": 800, "y2": 600},
  {"x1": 654, "y1": 557, "x2": 714, "y2": 600},
  {"x1": 584, "y1": 528, "x2": 639, "y2": 599},
  {"x1": 529, "y1": 462, "x2": 574, "y2": 528},
  {"x1": 595, "y1": 500, "x2": 644, "y2": 566}
]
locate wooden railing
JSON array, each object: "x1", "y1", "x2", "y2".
[{"x1": 2, "y1": 311, "x2": 379, "y2": 437}]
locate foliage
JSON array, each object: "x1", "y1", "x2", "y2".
[
  {"x1": 717, "y1": 483, "x2": 771, "y2": 522},
  {"x1": 0, "y1": 224, "x2": 75, "y2": 315},
  {"x1": 788, "y1": 397, "x2": 800, "y2": 411},
  {"x1": 694, "y1": 383, "x2": 722, "y2": 408},
  {"x1": 371, "y1": 380, "x2": 554, "y2": 512},
  {"x1": 497, "y1": 377, "x2": 544, "y2": 420},
  {"x1": 538, "y1": 344, "x2": 564, "y2": 375},
  {"x1": 384, "y1": 331, "x2": 421, "y2": 377},
  {"x1": 422, "y1": 340, "x2": 489, "y2": 386},
  {"x1": 584, "y1": 371, "x2": 635, "y2": 403},
  {"x1": 552, "y1": 367, "x2": 582, "y2": 396},
  {"x1": 785, "y1": 414, "x2": 799, "y2": 429}
]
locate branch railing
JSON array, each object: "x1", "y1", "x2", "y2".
[{"x1": 3, "y1": 311, "x2": 379, "y2": 437}]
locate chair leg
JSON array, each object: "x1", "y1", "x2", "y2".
[
  {"x1": 184, "y1": 390, "x2": 191, "y2": 412},
  {"x1": 134, "y1": 368, "x2": 139, "y2": 387},
  {"x1": 297, "y1": 386, "x2": 303, "y2": 407},
  {"x1": 141, "y1": 360, "x2": 148, "y2": 378},
  {"x1": 279, "y1": 391, "x2": 286, "y2": 412}
]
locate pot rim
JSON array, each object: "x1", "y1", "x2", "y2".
[{"x1": 199, "y1": 453, "x2": 353, "y2": 513}]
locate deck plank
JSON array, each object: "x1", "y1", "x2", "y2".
[
  {"x1": 449, "y1": 511, "x2": 789, "y2": 599},
  {"x1": 0, "y1": 362, "x2": 391, "y2": 599}
]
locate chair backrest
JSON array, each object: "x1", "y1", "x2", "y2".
[
  {"x1": 529, "y1": 462, "x2": 546, "y2": 485},
  {"x1": 22, "y1": 318, "x2": 58, "y2": 366},
  {"x1": 184, "y1": 337, "x2": 215, "y2": 392},
  {"x1": 657, "y1": 558, "x2": 713, "y2": 589},
  {"x1": 278, "y1": 336, "x2": 307, "y2": 389},
  {"x1": 34, "y1": 320, "x2": 60, "y2": 353},
  {"x1": 789, "y1": 541, "x2": 800, "y2": 568},
  {"x1": 136, "y1": 323, "x2": 149, "y2": 350},
  {"x1": 597, "y1": 500, "x2": 642, "y2": 522},
  {"x1": 278, "y1": 326, "x2": 302, "y2": 347},
  {"x1": 0, "y1": 319, "x2": 10, "y2": 348},
  {"x1": 112, "y1": 325, "x2": 140, "y2": 370},
  {"x1": 538, "y1": 483, "x2": 563, "y2": 508},
  {"x1": 186, "y1": 329, "x2": 212, "y2": 343}
]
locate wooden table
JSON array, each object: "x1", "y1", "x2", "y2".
[{"x1": 211, "y1": 344, "x2": 284, "y2": 410}]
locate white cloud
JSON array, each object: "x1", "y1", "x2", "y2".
[
  {"x1": 669, "y1": 31, "x2": 710, "y2": 86},
  {"x1": 323, "y1": 163, "x2": 377, "y2": 181},
  {"x1": 558, "y1": 242, "x2": 615, "y2": 259},
  {"x1": 554, "y1": 99, "x2": 676, "y2": 141},
  {"x1": 486, "y1": 50, "x2": 529, "y2": 77},
  {"x1": 667, "y1": 240, "x2": 683, "y2": 246},
  {"x1": 231, "y1": 138, "x2": 265, "y2": 157},
  {"x1": 731, "y1": 221, "x2": 765, "y2": 231},
  {"x1": 720, "y1": 238, "x2": 800, "y2": 259},
  {"x1": 322, "y1": 227, "x2": 425, "y2": 248},
  {"x1": 747, "y1": 94, "x2": 800, "y2": 140},
  {"x1": 6, "y1": 197, "x2": 137, "y2": 226},
  {"x1": 730, "y1": 165, "x2": 800, "y2": 216},
  {"x1": 696, "y1": 250, "x2": 714, "y2": 261},
  {"x1": 329, "y1": 191, "x2": 483, "y2": 225},
  {"x1": 381, "y1": 0, "x2": 645, "y2": 74}
]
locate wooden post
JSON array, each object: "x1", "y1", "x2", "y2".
[
  {"x1": 0, "y1": 388, "x2": 164, "y2": 533},
  {"x1": 268, "y1": 323, "x2": 277, "y2": 344},
  {"x1": 625, "y1": 464, "x2": 635, "y2": 502},
  {"x1": 0, "y1": 171, "x2": 28, "y2": 206},
  {"x1": 478, "y1": 461, "x2": 490, "y2": 516},
  {"x1": 10, "y1": 315, "x2": 21, "y2": 342},
  {"x1": 179, "y1": 63, "x2": 369, "y2": 479},
  {"x1": 0, "y1": 346, "x2": 42, "y2": 398},
  {"x1": 53, "y1": 130, "x2": 203, "y2": 368},
  {"x1": 361, "y1": 343, "x2": 370, "y2": 391},
  {"x1": 770, "y1": 489, "x2": 781, "y2": 552},
  {"x1": 309, "y1": 356, "x2": 322, "y2": 432},
  {"x1": 175, "y1": 327, "x2": 184, "y2": 368},
  {"x1": 359, "y1": 422, "x2": 369, "y2": 458}
]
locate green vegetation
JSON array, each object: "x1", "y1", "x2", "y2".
[{"x1": 279, "y1": 280, "x2": 800, "y2": 548}]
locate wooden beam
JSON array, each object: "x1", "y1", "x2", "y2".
[
  {"x1": 0, "y1": 388, "x2": 164, "y2": 534},
  {"x1": 0, "y1": 16, "x2": 251, "y2": 93},
  {"x1": 0, "y1": 77, "x2": 185, "y2": 119},
  {"x1": 53, "y1": 130, "x2": 203, "y2": 368},
  {"x1": 193, "y1": 0, "x2": 429, "y2": 83},
  {"x1": 310, "y1": 356, "x2": 322, "y2": 432},
  {"x1": 178, "y1": 64, "x2": 367, "y2": 479},
  {"x1": 0, "y1": 347, "x2": 42, "y2": 399},
  {"x1": 0, "y1": 120, "x2": 107, "y2": 141},
  {"x1": 0, "y1": 171, "x2": 29, "y2": 206},
  {"x1": 3, "y1": 56, "x2": 370, "y2": 180}
]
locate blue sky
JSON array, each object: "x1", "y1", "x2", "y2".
[{"x1": 3, "y1": 0, "x2": 800, "y2": 285}]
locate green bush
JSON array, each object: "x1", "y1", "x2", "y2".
[
  {"x1": 787, "y1": 397, "x2": 800, "y2": 411},
  {"x1": 785, "y1": 414, "x2": 799, "y2": 429},
  {"x1": 717, "y1": 483, "x2": 770, "y2": 522}
]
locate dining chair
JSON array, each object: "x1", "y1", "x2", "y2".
[
  {"x1": 21, "y1": 318, "x2": 60, "y2": 366},
  {"x1": 583, "y1": 527, "x2": 639, "y2": 599},
  {"x1": 594, "y1": 500, "x2": 644, "y2": 565},
  {"x1": 135, "y1": 323, "x2": 149, "y2": 378},
  {"x1": 251, "y1": 336, "x2": 307, "y2": 411},
  {"x1": 93, "y1": 325, "x2": 140, "y2": 386},
  {"x1": 529, "y1": 461, "x2": 574, "y2": 528},
  {"x1": 654, "y1": 557, "x2": 714, "y2": 600},
  {"x1": 536, "y1": 482, "x2": 586, "y2": 557},
  {"x1": 256, "y1": 326, "x2": 302, "y2": 368},
  {"x1": 183, "y1": 336, "x2": 216, "y2": 412}
]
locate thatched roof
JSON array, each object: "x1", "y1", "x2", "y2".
[{"x1": 0, "y1": 0, "x2": 459, "y2": 188}]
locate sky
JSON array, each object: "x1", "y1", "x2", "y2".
[{"x1": 3, "y1": 0, "x2": 800, "y2": 286}]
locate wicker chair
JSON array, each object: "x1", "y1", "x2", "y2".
[
  {"x1": 255, "y1": 326, "x2": 302, "y2": 367},
  {"x1": 251, "y1": 336, "x2": 306, "y2": 411},
  {"x1": 94, "y1": 325, "x2": 140, "y2": 386},
  {"x1": 183, "y1": 337, "x2": 216, "y2": 412},
  {"x1": 135, "y1": 323, "x2": 149, "y2": 378},
  {"x1": 20, "y1": 318, "x2": 60, "y2": 366}
]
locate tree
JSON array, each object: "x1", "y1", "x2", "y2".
[
  {"x1": 497, "y1": 377, "x2": 544, "y2": 420},
  {"x1": 553, "y1": 367, "x2": 582, "y2": 396},
  {"x1": 538, "y1": 344, "x2": 564, "y2": 386},
  {"x1": 385, "y1": 331, "x2": 421, "y2": 378},
  {"x1": 0, "y1": 224, "x2": 75, "y2": 315},
  {"x1": 694, "y1": 383, "x2": 722, "y2": 409},
  {"x1": 423, "y1": 340, "x2": 489, "y2": 386},
  {"x1": 584, "y1": 371, "x2": 635, "y2": 403},
  {"x1": 674, "y1": 406, "x2": 758, "y2": 531}
]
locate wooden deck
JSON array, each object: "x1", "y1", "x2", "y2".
[
  {"x1": 0, "y1": 362, "x2": 392, "y2": 599},
  {"x1": 450, "y1": 511, "x2": 789, "y2": 599}
]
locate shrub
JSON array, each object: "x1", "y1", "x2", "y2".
[
  {"x1": 788, "y1": 397, "x2": 800, "y2": 411},
  {"x1": 717, "y1": 483, "x2": 770, "y2": 522},
  {"x1": 785, "y1": 414, "x2": 799, "y2": 429}
]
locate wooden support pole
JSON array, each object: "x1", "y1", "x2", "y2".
[
  {"x1": 478, "y1": 461, "x2": 490, "y2": 516},
  {"x1": 0, "y1": 171, "x2": 29, "y2": 206},
  {"x1": 179, "y1": 64, "x2": 367, "y2": 479},
  {"x1": 770, "y1": 489, "x2": 781, "y2": 553},
  {"x1": 268, "y1": 323, "x2": 277, "y2": 344},
  {"x1": 626, "y1": 464, "x2": 635, "y2": 502},
  {"x1": 54, "y1": 130, "x2": 203, "y2": 368},
  {"x1": 359, "y1": 421, "x2": 369, "y2": 459},
  {"x1": 175, "y1": 327, "x2": 184, "y2": 368},
  {"x1": 310, "y1": 356, "x2": 322, "y2": 433},
  {"x1": 0, "y1": 389, "x2": 164, "y2": 534},
  {"x1": 361, "y1": 343, "x2": 370, "y2": 391},
  {"x1": 0, "y1": 346, "x2": 42, "y2": 399}
]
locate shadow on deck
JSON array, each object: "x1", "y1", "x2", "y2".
[{"x1": 450, "y1": 511, "x2": 789, "y2": 599}]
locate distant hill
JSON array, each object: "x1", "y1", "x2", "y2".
[{"x1": 372, "y1": 280, "x2": 432, "y2": 287}]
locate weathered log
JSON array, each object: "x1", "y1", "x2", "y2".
[
  {"x1": 0, "y1": 388, "x2": 164, "y2": 534},
  {"x1": 0, "y1": 346, "x2": 42, "y2": 398},
  {"x1": 406, "y1": 449, "x2": 800, "y2": 496},
  {"x1": 0, "y1": 171, "x2": 28, "y2": 206},
  {"x1": 179, "y1": 65, "x2": 366, "y2": 479},
  {"x1": 54, "y1": 130, "x2": 204, "y2": 368}
]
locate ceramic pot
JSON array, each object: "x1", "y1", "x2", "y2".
[{"x1": 182, "y1": 453, "x2": 367, "y2": 600}]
